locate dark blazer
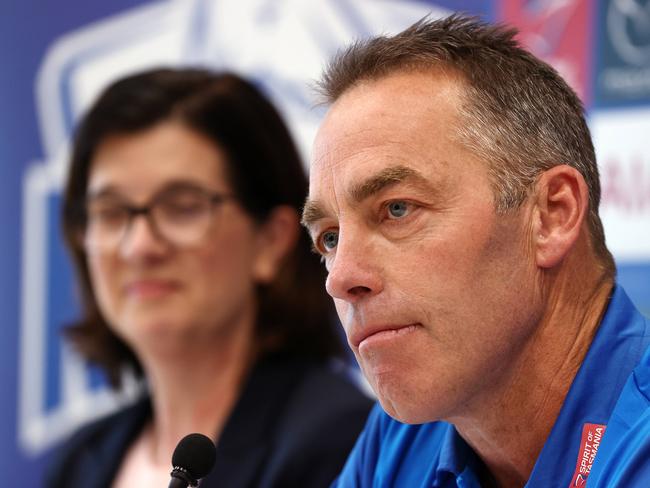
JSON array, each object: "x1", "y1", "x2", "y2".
[{"x1": 45, "y1": 354, "x2": 372, "y2": 488}]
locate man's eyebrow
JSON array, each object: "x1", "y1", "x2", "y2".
[
  {"x1": 301, "y1": 199, "x2": 326, "y2": 229},
  {"x1": 350, "y1": 165, "x2": 430, "y2": 202},
  {"x1": 301, "y1": 165, "x2": 433, "y2": 230}
]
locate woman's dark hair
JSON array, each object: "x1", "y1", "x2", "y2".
[{"x1": 62, "y1": 68, "x2": 342, "y2": 387}]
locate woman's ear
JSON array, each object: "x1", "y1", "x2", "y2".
[
  {"x1": 531, "y1": 165, "x2": 589, "y2": 269},
  {"x1": 252, "y1": 206, "x2": 300, "y2": 283}
]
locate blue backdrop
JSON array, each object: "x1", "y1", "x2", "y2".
[{"x1": 2, "y1": 1, "x2": 649, "y2": 486}]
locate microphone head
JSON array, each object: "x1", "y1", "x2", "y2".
[{"x1": 171, "y1": 433, "x2": 216, "y2": 480}]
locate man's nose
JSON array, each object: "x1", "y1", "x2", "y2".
[
  {"x1": 325, "y1": 229, "x2": 383, "y2": 302},
  {"x1": 119, "y1": 215, "x2": 169, "y2": 260}
]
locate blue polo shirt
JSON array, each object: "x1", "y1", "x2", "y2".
[{"x1": 333, "y1": 286, "x2": 650, "y2": 487}]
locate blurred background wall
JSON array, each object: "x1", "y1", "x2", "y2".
[{"x1": 1, "y1": 0, "x2": 648, "y2": 485}]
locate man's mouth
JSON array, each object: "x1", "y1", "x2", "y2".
[{"x1": 352, "y1": 323, "x2": 420, "y2": 349}]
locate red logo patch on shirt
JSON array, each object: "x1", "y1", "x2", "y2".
[{"x1": 568, "y1": 423, "x2": 607, "y2": 488}]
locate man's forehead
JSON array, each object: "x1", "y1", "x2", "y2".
[
  {"x1": 308, "y1": 136, "x2": 422, "y2": 215},
  {"x1": 313, "y1": 71, "x2": 464, "y2": 160},
  {"x1": 312, "y1": 74, "x2": 463, "y2": 178},
  {"x1": 306, "y1": 70, "x2": 472, "y2": 218}
]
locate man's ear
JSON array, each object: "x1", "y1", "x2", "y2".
[
  {"x1": 532, "y1": 165, "x2": 589, "y2": 269},
  {"x1": 252, "y1": 206, "x2": 300, "y2": 284}
]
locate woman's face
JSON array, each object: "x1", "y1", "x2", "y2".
[{"x1": 85, "y1": 122, "x2": 272, "y2": 356}]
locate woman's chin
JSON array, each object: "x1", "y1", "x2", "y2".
[{"x1": 115, "y1": 315, "x2": 194, "y2": 348}]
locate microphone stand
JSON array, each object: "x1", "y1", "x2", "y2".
[{"x1": 168, "y1": 467, "x2": 198, "y2": 488}]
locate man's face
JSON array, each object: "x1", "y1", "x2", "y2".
[{"x1": 305, "y1": 71, "x2": 543, "y2": 424}]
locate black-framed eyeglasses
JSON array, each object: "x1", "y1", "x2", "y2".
[{"x1": 82, "y1": 184, "x2": 234, "y2": 253}]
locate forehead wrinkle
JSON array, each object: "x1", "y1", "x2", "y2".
[{"x1": 349, "y1": 165, "x2": 430, "y2": 203}]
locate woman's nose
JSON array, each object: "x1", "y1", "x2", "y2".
[{"x1": 119, "y1": 215, "x2": 169, "y2": 261}]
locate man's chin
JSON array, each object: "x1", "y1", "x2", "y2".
[
  {"x1": 372, "y1": 381, "x2": 444, "y2": 425},
  {"x1": 377, "y1": 397, "x2": 441, "y2": 425}
]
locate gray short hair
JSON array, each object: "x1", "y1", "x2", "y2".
[{"x1": 319, "y1": 14, "x2": 614, "y2": 275}]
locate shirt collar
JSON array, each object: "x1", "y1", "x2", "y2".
[
  {"x1": 434, "y1": 424, "x2": 483, "y2": 487},
  {"x1": 528, "y1": 284, "x2": 650, "y2": 486}
]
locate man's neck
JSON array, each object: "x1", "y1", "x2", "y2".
[{"x1": 452, "y1": 252, "x2": 614, "y2": 487}]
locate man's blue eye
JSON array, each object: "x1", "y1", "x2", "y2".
[
  {"x1": 387, "y1": 201, "x2": 409, "y2": 218},
  {"x1": 321, "y1": 230, "x2": 339, "y2": 251}
]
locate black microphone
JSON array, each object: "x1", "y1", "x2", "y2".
[{"x1": 168, "y1": 433, "x2": 216, "y2": 488}]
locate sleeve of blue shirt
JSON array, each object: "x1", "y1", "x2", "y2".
[{"x1": 331, "y1": 403, "x2": 385, "y2": 487}]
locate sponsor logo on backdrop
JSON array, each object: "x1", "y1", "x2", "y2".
[
  {"x1": 591, "y1": 108, "x2": 650, "y2": 261},
  {"x1": 596, "y1": 0, "x2": 650, "y2": 106},
  {"x1": 498, "y1": 0, "x2": 592, "y2": 105},
  {"x1": 20, "y1": 0, "x2": 441, "y2": 455}
]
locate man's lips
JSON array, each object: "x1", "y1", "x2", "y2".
[{"x1": 351, "y1": 323, "x2": 420, "y2": 348}]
